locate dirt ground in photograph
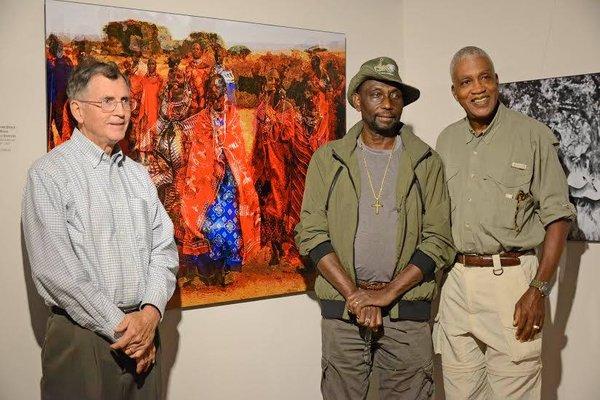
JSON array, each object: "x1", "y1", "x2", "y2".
[{"x1": 168, "y1": 245, "x2": 316, "y2": 308}]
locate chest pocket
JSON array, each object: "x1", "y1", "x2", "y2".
[
  {"x1": 484, "y1": 161, "x2": 534, "y2": 230},
  {"x1": 485, "y1": 156, "x2": 533, "y2": 192},
  {"x1": 128, "y1": 197, "x2": 152, "y2": 244}
]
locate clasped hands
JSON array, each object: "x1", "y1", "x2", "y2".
[
  {"x1": 110, "y1": 305, "x2": 161, "y2": 374},
  {"x1": 345, "y1": 287, "x2": 396, "y2": 332}
]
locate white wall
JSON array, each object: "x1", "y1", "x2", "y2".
[
  {"x1": 402, "y1": 1, "x2": 600, "y2": 399},
  {"x1": 3, "y1": 0, "x2": 598, "y2": 398},
  {"x1": 0, "y1": 1, "x2": 403, "y2": 399}
]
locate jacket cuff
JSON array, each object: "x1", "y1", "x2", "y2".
[
  {"x1": 308, "y1": 241, "x2": 334, "y2": 266},
  {"x1": 409, "y1": 250, "x2": 436, "y2": 279}
]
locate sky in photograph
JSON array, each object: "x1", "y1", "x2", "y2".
[{"x1": 46, "y1": 0, "x2": 345, "y2": 52}]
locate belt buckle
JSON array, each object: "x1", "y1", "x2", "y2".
[{"x1": 460, "y1": 253, "x2": 477, "y2": 266}]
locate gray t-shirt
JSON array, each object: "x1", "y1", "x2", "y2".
[{"x1": 354, "y1": 135, "x2": 402, "y2": 283}]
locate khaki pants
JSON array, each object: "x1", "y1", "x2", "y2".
[
  {"x1": 41, "y1": 312, "x2": 162, "y2": 400},
  {"x1": 433, "y1": 255, "x2": 542, "y2": 399},
  {"x1": 321, "y1": 317, "x2": 434, "y2": 400}
]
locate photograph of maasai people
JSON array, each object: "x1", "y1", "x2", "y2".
[
  {"x1": 45, "y1": 0, "x2": 346, "y2": 308},
  {"x1": 499, "y1": 73, "x2": 600, "y2": 242}
]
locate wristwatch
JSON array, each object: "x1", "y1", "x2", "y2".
[{"x1": 530, "y1": 279, "x2": 551, "y2": 297}]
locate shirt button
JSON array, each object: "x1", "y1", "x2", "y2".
[
  {"x1": 470, "y1": 173, "x2": 475, "y2": 178},
  {"x1": 473, "y1": 151, "x2": 478, "y2": 155},
  {"x1": 465, "y1": 222, "x2": 470, "y2": 228},
  {"x1": 468, "y1": 198, "x2": 472, "y2": 202}
]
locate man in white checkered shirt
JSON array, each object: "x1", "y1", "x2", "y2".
[{"x1": 22, "y1": 60, "x2": 178, "y2": 399}]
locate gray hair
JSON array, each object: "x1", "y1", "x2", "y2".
[
  {"x1": 449, "y1": 46, "x2": 495, "y2": 80},
  {"x1": 66, "y1": 59, "x2": 129, "y2": 99}
]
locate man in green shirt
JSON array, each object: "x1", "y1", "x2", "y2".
[
  {"x1": 434, "y1": 46, "x2": 576, "y2": 399},
  {"x1": 296, "y1": 57, "x2": 455, "y2": 399}
]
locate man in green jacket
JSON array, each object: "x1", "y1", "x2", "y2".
[{"x1": 295, "y1": 57, "x2": 455, "y2": 400}]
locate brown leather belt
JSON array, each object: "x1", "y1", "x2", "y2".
[
  {"x1": 51, "y1": 305, "x2": 138, "y2": 321},
  {"x1": 357, "y1": 280, "x2": 388, "y2": 290},
  {"x1": 457, "y1": 250, "x2": 535, "y2": 267}
]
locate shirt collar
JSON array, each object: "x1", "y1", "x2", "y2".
[
  {"x1": 70, "y1": 129, "x2": 124, "y2": 168},
  {"x1": 461, "y1": 102, "x2": 506, "y2": 144},
  {"x1": 357, "y1": 133, "x2": 403, "y2": 154}
]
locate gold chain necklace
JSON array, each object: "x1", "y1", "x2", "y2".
[{"x1": 360, "y1": 139, "x2": 395, "y2": 215}]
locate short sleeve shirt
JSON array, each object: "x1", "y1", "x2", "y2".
[{"x1": 435, "y1": 103, "x2": 576, "y2": 254}]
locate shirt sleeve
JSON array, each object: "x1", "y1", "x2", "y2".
[
  {"x1": 140, "y1": 176, "x2": 179, "y2": 318},
  {"x1": 531, "y1": 127, "x2": 577, "y2": 226},
  {"x1": 21, "y1": 167, "x2": 125, "y2": 341}
]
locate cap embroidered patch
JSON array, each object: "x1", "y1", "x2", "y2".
[{"x1": 373, "y1": 58, "x2": 396, "y2": 75}]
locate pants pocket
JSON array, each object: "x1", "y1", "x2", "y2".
[
  {"x1": 502, "y1": 328, "x2": 542, "y2": 362},
  {"x1": 492, "y1": 261, "x2": 542, "y2": 362},
  {"x1": 493, "y1": 266, "x2": 529, "y2": 327},
  {"x1": 518, "y1": 255, "x2": 538, "y2": 285},
  {"x1": 321, "y1": 356, "x2": 329, "y2": 380}
]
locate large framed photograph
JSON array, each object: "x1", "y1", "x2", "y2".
[
  {"x1": 45, "y1": 0, "x2": 346, "y2": 307},
  {"x1": 499, "y1": 72, "x2": 600, "y2": 242}
]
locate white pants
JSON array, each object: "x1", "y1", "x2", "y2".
[{"x1": 433, "y1": 255, "x2": 542, "y2": 399}]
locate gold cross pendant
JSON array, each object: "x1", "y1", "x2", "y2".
[{"x1": 371, "y1": 198, "x2": 383, "y2": 215}]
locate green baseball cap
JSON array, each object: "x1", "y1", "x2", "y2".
[{"x1": 347, "y1": 56, "x2": 420, "y2": 109}]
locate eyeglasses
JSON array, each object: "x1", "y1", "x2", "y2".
[{"x1": 76, "y1": 98, "x2": 138, "y2": 113}]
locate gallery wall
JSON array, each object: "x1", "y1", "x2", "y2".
[
  {"x1": 2, "y1": 0, "x2": 598, "y2": 399},
  {"x1": 0, "y1": 0, "x2": 403, "y2": 399},
  {"x1": 401, "y1": 1, "x2": 600, "y2": 398}
]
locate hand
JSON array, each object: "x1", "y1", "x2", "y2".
[
  {"x1": 346, "y1": 288, "x2": 395, "y2": 316},
  {"x1": 513, "y1": 287, "x2": 545, "y2": 342},
  {"x1": 356, "y1": 306, "x2": 382, "y2": 332},
  {"x1": 111, "y1": 305, "x2": 161, "y2": 358},
  {"x1": 135, "y1": 343, "x2": 156, "y2": 375}
]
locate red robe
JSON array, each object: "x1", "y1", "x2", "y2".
[
  {"x1": 252, "y1": 97, "x2": 293, "y2": 231},
  {"x1": 309, "y1": 89, "x2": 336, "y2": 151},
  {"x1": 285, "y1": 110, "x2": 312, "y2": 238},
  {"x1": 180, "y1": 104, "x2": 260, "y2": 260},
  {"x1": 186, "y1": 53, "x2": 215, "y2": 112},
  {"x1": 137, "y1": 74, "x2": 163, "y2": 153}
]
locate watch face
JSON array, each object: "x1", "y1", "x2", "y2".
[
  {"x1": 531, "y1": 280, "x2": 551, "y2": 296},
  {"x1": 540, "y1": 283, "x2": 551, "y2": 296}
]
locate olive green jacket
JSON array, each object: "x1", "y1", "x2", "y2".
[{"x1": 295, "y1": 121, "x2": 456, "y2": 320}]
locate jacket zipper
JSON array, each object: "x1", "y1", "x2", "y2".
[
  {"x1": 326, "y1": 166, "x2": 343, "y2": 212},
  {"x1": 392, "y1": 149, "x2": 431, "y2": 276},
  {"x1": 331, "y1": 150, "x2": 360, "y2": 288}
]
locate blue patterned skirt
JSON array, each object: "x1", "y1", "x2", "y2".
[{"x1": 198, "y1": 163, "x2": 243, "y2": 270}]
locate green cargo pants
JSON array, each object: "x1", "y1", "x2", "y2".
[{"x1": 321, "y1": 316, "x2": 434, "y2": 400}]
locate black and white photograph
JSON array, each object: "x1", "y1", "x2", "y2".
[{"x1": 499, "y1": 72, "x2": 600, "y2": 242}]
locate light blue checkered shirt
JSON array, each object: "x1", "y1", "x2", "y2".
[{"x1": 22, "y1": 129, "x2": 178, "y2": 341}]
